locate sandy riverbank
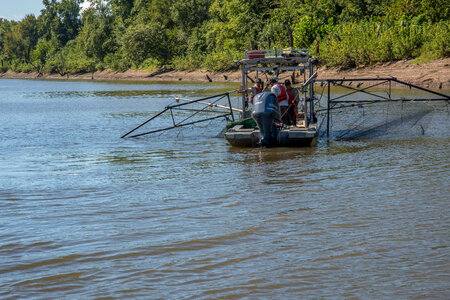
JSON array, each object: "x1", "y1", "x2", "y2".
[{"x1": 1, "y1": 57, "x2": 449, "y2": 89}]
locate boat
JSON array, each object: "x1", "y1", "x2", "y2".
[
  {"x1": 224, "y1": 49, "x2": 319, "y2": 147},
  {"x1": 120, "y1": 49, "x2": 449, "y2": 142}
]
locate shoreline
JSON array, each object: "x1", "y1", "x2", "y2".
[{"x1": 1, "y1": 57, "x2": 449, "y2": 89}]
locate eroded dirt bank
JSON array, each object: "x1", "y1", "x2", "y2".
[{"x1": 1, "y1": 57, "x2": 449, "y2": 89}]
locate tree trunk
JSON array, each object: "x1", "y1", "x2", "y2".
[
  {"x1": 286, "y1": 25, "x2": 293, "y2": 48},
  {"x1": 315, "y1": 38, "x2": 320, "y2": 55}
]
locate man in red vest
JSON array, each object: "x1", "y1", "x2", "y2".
[
  {"x1": 250, "y1": 79, "x2": 264, "y2": 103},
  {"x1": 284, "y1": 79, "x2": 299, "y2": 126},
  {"x1": 236, "y1": 78, "x2": 264, "y2": 104},
  {"x1": 270, "y1": 78, "x2": 291, "y2": 125}
]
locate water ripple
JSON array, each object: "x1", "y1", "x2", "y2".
[{"x1": 1, "y1": 80, "x2": 448, "y2": 298}]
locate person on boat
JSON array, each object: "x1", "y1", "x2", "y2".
[
  {"x1": 236, "y1": 78, "x2": 264, "y2": 104},
  {"x1": 284, "y1": 79, "x2": 299, "y2": 126},
  {"x1": 270, "y1": 78, "x2": 291, "y2": 125},
  {"x1": 251, "y1": 79, "x2": 264, "y2": 103}
]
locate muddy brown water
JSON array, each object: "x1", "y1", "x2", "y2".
[{"x1": 0, "y1": 79, "x2": 448, "y2": 298}]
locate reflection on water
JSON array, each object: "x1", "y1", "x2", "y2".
[
  {"x1": 26, "y1": 89, "x2": 211, "y2": 99},
  {"x1": 0, "y1": 79, "x2": 449, "y2": 298}
]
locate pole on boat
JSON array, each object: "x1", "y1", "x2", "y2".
[
  {"x1": 226, "y1": 93, "x2": 235, "y2": 122},
  {"x1": 242, "y1": 65, "x2": 249, "y2": 118},
  {"x1": 391, "y1": 78, "x2": 450, "y2": 101},
  {"x1": 174, "y1": 97, "x2": 242, "y2": 113},
  {"x1": 327, "y1": 81, "x2": 331, "y2": 138},
  {"x1": 308, "y1": 59, "x2": 314, "y2": 124},
  {"x1": 301, "y1": 72, "x2": 318, "y2": 92},
  {"x1": 301, "y1": 71, "x2": 318, "y2": 128},
  {"x1": 120, "y1": 108, "x2": 168, "y2": 138}
]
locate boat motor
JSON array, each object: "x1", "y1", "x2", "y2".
[{"x1": 252, "y1": 91, "x2": 281, "y2": 146}]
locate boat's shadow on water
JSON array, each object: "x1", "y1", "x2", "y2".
[{"x1": 225, "y1": 143, "x2": 320, "y2": 163}]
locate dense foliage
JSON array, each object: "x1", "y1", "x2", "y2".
[{"x1": 0, "y1": 0, "x2": 448, "y2": 73}]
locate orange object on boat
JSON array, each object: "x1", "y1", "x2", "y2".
[{"x1": 247, "y1": 51, "x2": 265, "y2": 59}]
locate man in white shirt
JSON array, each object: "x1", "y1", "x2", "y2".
[{"x1": 270, "y1": 78, "x2": 290, "y2": 125}]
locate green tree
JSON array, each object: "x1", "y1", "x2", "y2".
[
  {"x1": 110, "y1": 0, "x2": 135, "y2": 22},
  {"x1": 208, "y1": 0, "x2": 273, "y2": 51},
  {"x1": 38, "y1": 0, "x2": 82, "y2": 46},
  {"x1": 388, "y1": 0, "x2": 450, "y2": 22},
  {"x1": 121, "y1": 22, "x2": 169, "y2": 65},
  {"x1": 76, "y1": 3, "x2": 115, "y2": 61},
  {"x1": 0, "y1": 19, "x2": 14, "y2": 54},
  {"x1": 3, "y1": 26, "x2": 25, "y2": 61},
  {"x1": 19, "y1": 15, "x2": 39, "y2": 61},
  {"x1": 170, "y1": 0, "x2": 212, "y2": 32},
  {"x1": 2, "y1": 15, "x2": 38, "y2": 62},
  {"x1": 31, "y1": 37, "x2": 58, "y2": 68}
]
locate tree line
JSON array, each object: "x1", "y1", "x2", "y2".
[{"x1": 0, "y1": 0, "x2": 448, "y2": 74}]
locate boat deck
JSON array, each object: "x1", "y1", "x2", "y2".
[{"x1": 225, "y1": 121, "x2": 317, "y2": 147}]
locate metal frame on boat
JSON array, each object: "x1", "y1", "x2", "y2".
[
  {"x1": 316, "y1": 77, "x2": 450, "y2": 138},
  {"x1": 120, "y1": 49, "x2": 449, "y2": 145},
  {"x1": 224, "y1": 48, "x2": 319, "y2": 147}
]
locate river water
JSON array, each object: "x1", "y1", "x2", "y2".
[{"x1": 0, "y1": 79, "x2": 448, "y2": 298}]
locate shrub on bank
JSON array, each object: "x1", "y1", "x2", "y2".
[
  {"x1": 202, "y1": 50, "x2": 241, "y2": 71},
  {"x1": 415, "y1": 20, "x2": 450, "y2": 62},
  {"x1": 316, "y1": 19, "x2": 449, "y2": 68},
  {"x1": 8, "y1": 59, "x2": 35, "y2": 73},
  {"x1": 171, "y1": 54, "x2": 204, "y2": 71},
  {"x1": 104, "y1": 52, "x2": 131, "y2": 72}
]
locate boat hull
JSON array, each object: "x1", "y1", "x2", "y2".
[{"x1": 224, "y1": 124, "x2": 317, "y2": 147}]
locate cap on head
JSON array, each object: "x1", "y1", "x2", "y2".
[
  {"x1": 284, "y1": 79, "x2": 291, "y2": 86},
  {"x1": 272, "y1": 87, "x2": 281, "y2": 97}
]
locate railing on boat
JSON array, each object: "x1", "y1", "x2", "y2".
[{"x1": 244, "y1": 49, "x2": 309, "y2": 60}]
